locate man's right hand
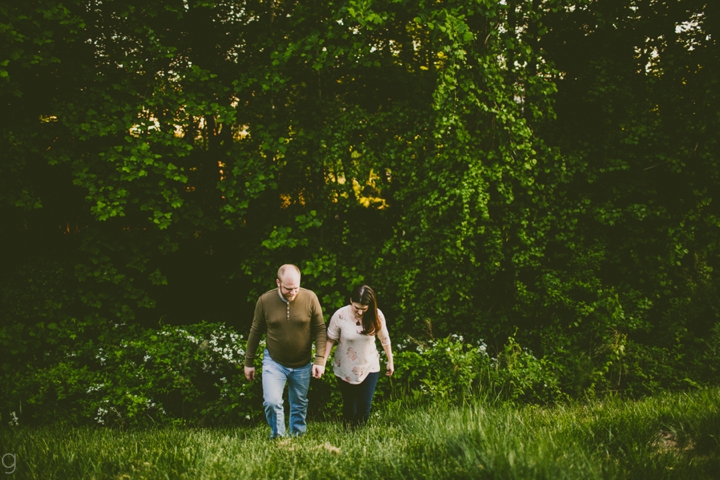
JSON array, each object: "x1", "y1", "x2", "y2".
[{"x1": 244, "y1": 366, "x2": 255, "y2": 381}]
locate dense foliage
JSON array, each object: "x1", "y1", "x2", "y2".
[
  {"x1": 3, "y1": 322, "x2": 563, "y2": 427},
  {"x1": 2, "y1": 0, "x2": 719, "y2": 425}
]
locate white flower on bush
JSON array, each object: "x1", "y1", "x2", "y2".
[
  {"x1": 8, "y1": 411, "x2": 19, "y2": 427},
  {"x1": 96, "y1": 347, "x2": 107, "y2": 365},
  {"x1": 182, "y1": 329, "x2": 199, "y2": 344},
  {"x1": 395, "y1": 337, "x2": 412, "y2": 352},
  {"x1": 87, "y1": 383, "x2": 105, "y2": 394},
  {"x1": 450, "y1": 333, "x2": 464, "y2": 343},
  {"x1": 95, "y1": 407, "x2": 107, "y2": 425}
]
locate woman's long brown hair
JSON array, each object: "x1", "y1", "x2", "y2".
[{"x1": 351, "y1": 285, "x2": 380, "y2": 336}]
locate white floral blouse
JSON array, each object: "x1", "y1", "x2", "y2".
[{"x1": 327, "y1": 305, "x2": 391, "y2": 384}]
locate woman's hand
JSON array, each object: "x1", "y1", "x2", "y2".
[{"x1": 386, "y1": 360, "x2": 394, "y2": 376}]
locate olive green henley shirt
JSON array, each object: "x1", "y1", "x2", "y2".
[{"x1": 244, "y1": 287, "x2": 327, "y2": 368}]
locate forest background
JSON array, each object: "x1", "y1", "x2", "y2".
[{"x1": 1, "y1": 0, "x2": 719, "y2": 427}]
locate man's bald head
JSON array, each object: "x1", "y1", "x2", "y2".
[
  {"x1": 276, "y1": 264, "x2": 301, "y2": 301},
  {"x1": 277, "y1": 264, "x2": 301, "y2": 281}
]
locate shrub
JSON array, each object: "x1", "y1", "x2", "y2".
[
  {"x1": 2, "y1": 322, "x2": 264, "y2": 427},
  {"x1": 379, "y1": 333, "x2": 564, "y2": 407},
  {"x1": 492, "y1": 335, "x2": 565, "y2": 404},
  {"x1": 381, "y1": 335, "x2": 486, "y2": 403},
  {"x1": 4, "y1": 323, "x2": 569, "y2": 428}
]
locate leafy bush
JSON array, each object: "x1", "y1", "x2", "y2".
[
  {"x1": 2, "y1": 322, "x2": 263, "y2": 427},
  {"x1": 492, "y1": 335, "x2": 565, "y2": 404},
  {"x1": 378, "y1": 333, "x2": 564, "y2": 407},
  {"x1": 18, "y1": 319, "x2": 720, "y2": 429},
  {"x1": 86, "y1": 322, "x2": 262, "y2": 427},
  {"x1": 380, "y1": 335, "x2": 486, "y2": 402}
]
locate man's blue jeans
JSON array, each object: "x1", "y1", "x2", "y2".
[{"x1": 261, "y1": 349, "x2": 312, "y2": 438}]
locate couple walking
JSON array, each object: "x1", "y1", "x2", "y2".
[{"x1": 244, "y1": 264, "x2": 395, "y2": 438}]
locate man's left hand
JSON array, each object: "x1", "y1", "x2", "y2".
[{"x1": 312, "y1": 364, "x2": 325, "y2": 379}]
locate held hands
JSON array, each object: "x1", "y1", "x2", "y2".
[
  {"x1": 246, "y1": 365, "x2": 325, "y2": 380},
  {"x1": 312, "y1": 364, "x2": 325, "y2": 379},
  {"x1": 386, "y1": 360, "x2": 395, "y2": 376}
]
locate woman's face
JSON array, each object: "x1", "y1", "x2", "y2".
[{"x1": 350, "y1": 301, "x2": 369, "y2": 319}]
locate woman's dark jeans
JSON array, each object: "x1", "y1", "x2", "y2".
[{"x1": 336, "y1": 371, "x2": 379, "y2": 428}]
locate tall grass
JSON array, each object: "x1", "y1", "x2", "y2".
[{"x1": 1, "y1": 388, "x2": 718, "y2": 479}]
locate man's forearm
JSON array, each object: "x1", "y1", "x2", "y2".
[
  {"x1": 244, "y1": 329, "x2": 262, "y2": 367},
  {"x1": 313, "y1": 331, "x2": 327, "y2": 365}
]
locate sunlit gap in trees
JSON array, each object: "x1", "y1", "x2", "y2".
[
  {"x1": 675, "y1": 12, "x2": 710, "y2": 52},
  {"x1": 327, "y1": 167, "x2": 389, "y2": 210},
  {"x1": 634, "y1": 10, "x2": 709, "y2": 75},
  {"x1": 129, "y1": 109, "x2": 161, "y2": 137}
]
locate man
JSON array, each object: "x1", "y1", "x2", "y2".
[{"x1": 244, "y1": 264, "x2": 327, "y2": 438}]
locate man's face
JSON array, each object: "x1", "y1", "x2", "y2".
[{"x1": 276, "y1": 272, "x2": 300, "y2": 302}]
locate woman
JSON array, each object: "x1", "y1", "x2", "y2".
[{"x1": 322, "y1": 285, "x2": 394, "y2": 428}]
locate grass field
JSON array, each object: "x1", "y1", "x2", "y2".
[{"x1": 2, "y1": 388, "x2": 719, "y2": 479}]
